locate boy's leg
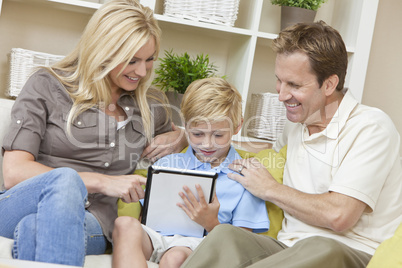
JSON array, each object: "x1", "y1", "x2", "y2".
[
  {"x1": 112, "y1": 216, "x2": 153, "y2": 268},
  {"x1": 159, "y1": 246, "x2": 192, "y2": 268}
]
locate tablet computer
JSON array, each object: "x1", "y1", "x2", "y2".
[{"x1": 141, "y1": 165, "x2": 218, "y2": 238}]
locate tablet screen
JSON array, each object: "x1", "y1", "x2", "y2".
[{"x1": 141, "y1": 165, "x2": 217, "y2": 238}]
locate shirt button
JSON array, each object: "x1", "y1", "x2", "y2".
[
  {"x1": 110, "y1": 142, "x2": 115, "y2": 147},
  {"x1": 16, "y1": 120, "x2": 21, "y2": 124},
  {"x1": 124, "y1": 107, "x2": 129, "y2": 111},
  {"x1": 77, "y1": 121, "x2": 82, "y2": 126},
  {"x1": 104, "y1": 162, "x2": 110, "y2": 167}
]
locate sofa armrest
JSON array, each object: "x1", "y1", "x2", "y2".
[{"x1": 0, "y1": 98, "x2": 16, "y2": 188}]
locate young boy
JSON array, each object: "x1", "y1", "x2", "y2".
[{"x1": 112, "y1": 77, "x2": 269, "y2": 268}]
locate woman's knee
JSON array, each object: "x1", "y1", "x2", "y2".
[
  {"x1": 47, "y1": 168, "x2": 86, "y2": 196},
  {"x1": 52, "y1": 167, "x2": 82, "y2": 184}
]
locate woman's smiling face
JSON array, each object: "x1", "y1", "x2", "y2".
[{"x1": 109, "y1": 38, "x2": 156, "y2": 94}]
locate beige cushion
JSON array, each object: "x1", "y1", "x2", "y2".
[
  {"x1": 0, "y1": 235, "x2": 159, "y2": 268},
  {"x1": 0, "y1": 98, "x2": 15, "y2": 187}
]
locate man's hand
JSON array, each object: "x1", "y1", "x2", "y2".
[{"x1": 228, "y1": 157, "x2": 278, "y2": 200}]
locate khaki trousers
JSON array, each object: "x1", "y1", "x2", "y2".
[{"x1": 181, "y1": 224, "x2": 372, "y2": 268}]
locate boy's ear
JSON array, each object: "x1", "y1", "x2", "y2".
[{"x1": 234, "y1": 119, "x2": 243, "y2": 135}]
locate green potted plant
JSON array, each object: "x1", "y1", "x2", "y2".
[
  {"x1": 153, "y1": 49, "x2": 220, "y2": 126},
  {"x1": 270, "y1": 0, "x2": 328, "y2": 30}
]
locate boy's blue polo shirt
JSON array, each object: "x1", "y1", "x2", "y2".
[{"x1": 154, "y1": 145, "x2": 269, "y2": 233}]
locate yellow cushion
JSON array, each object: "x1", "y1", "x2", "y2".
[
  {"x1": 254, "y1": 145, "x2": 287, "y2": 239},
  {"x1": 117, "y1": 145, "x2": 287, "y2": 240},
  {"x1": 117, "y1": 168, "x2": 147, "y2": 219},
  {"x1": 366, "y1": 222, "x2": 402, "y2": 268}
]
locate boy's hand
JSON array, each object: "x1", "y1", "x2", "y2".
[{"x1": 177, "y1": 184, "x2": 220, "y2": 232}]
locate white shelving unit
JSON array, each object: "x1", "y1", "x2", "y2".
[{"x1": 0, "y1": 0, "x2": 379, "y2": 142}]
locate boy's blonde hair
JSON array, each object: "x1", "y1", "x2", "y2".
[{"x1": 181, "y1": 77, "x2": 242, "y2": 131}]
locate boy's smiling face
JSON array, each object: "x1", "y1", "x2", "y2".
[{"x1": 186, "y1": 119, "x2": 235, "y2": 168}]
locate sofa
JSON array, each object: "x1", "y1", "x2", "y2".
[{"x1": 0, "y1": 97, "x2": 401, "y2": 267}]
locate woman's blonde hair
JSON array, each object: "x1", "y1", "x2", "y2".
[
  {"x1": 48, "y1": 0, "x2": 166, "y2": 141},
  {"x1": 181, "y1": 77, "x2": 242, "y2": 131}
]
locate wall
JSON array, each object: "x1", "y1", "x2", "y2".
[
  {"x1": 0, "y1": 1, "x2": 91, "y2": 98},
  {"x1": 363, "y1": 0, "x2": 402, "y2": 156}
]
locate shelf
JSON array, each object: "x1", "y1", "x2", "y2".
[
  {"x1": 35, "y1": 0, "x2": 282, "y2": 40},
  {"x1": 3, "y1": 0, "x2": 363, "y2": 53},
  {"x1": 155, "y1": 14, "x2": 254, "y2": 37},
  {"x1": 48, "y1": 0, "x2": 100, "y2": 9}
]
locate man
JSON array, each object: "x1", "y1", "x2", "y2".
[{"x1": 181, "y1": 21, "x2": 402, "y2": 268}]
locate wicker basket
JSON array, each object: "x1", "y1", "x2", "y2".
[
  {"x1": 8, "y1": 48, "x2": 64, "y2": 97},
  {"x1": 246, "y1": 93, "x2": 286, "y2": 141},
  {"x1": 164, "y1": 0, "x2": 240, "y2": 27}
]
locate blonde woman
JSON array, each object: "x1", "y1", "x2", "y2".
[{"x1": 0, "y1": 0, "x2": 186, "y2": 266}]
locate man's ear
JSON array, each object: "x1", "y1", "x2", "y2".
[
  {"x1": 324, "y1": 74, "x2": 339, "y2": 97},
  {"x1": 234, "y1": 119, "x2": 243, "y2": 135}
]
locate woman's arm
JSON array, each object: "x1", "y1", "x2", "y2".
[
  {"x1": 141, "y1": 123, "x2": 188, "y2": 162},
  {"x1": 3, "y1": 150, "x2": 52, "y2": 189},
  {"x1": 3, "y1": 150, "x2": 147, "y2": 203}
]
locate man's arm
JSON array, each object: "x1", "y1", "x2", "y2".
[{"x1": 228, "y1": 158, "x2": 367, "y2": 232}]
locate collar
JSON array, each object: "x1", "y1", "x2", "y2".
[
  {"x1": 117, "y1": 93, "x2": 144, "y2": 135},
  {"x1": 185, "y1": 145, "x2": 241, "y2": 174}
]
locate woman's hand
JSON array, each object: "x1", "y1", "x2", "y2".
[
  {"x1": 177, "y1": 184, "x2": 220, "y2": 232},
  {"x1": 81, "y1": 173, "x2": 147, "y2": 203},
  {"x1": 142, "y1": 123, "x2": 188, "y2": 162}
]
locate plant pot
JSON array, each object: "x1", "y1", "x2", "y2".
[
  {"x1": 165, "y1": 91, "x2": 184, "y2": 127},
  {"x1": 280, "y1": 6, "x2": 317, "y2": 31}
]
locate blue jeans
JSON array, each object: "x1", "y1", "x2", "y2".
[{"x1": 0, "y1": 167, "x2": 107, "y2": 266}]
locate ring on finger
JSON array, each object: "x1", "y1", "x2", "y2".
[{"x1": 238, "y1": 165, "x2": 245, "y2": 174}]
